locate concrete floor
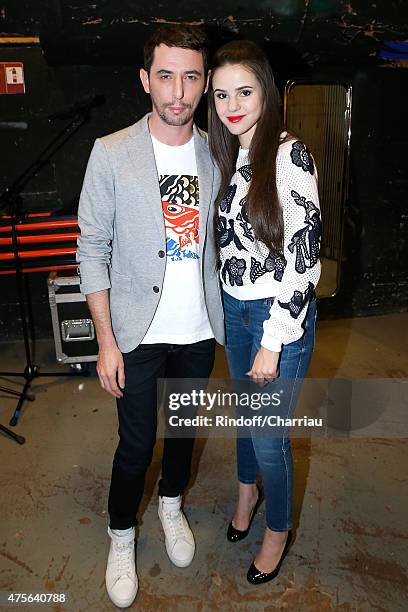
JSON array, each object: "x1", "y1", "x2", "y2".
[{"x1": 0, "y1": 313, "x2": 407, "y2": 612}]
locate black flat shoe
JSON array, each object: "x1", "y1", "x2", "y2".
[
  {"x1": 247, "y1": 530, "x2": 293, "y2": 584},
  {"x1": 227, "y1": 485, "x2": 263, "y2": 543}
]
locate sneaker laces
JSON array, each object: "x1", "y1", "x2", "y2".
[
  {"x1": 113, "y1": 541, "x2": 133, "y2": 578},
  {"x1": 163, "y1": 509, "x2": 189, "y2": 541}
]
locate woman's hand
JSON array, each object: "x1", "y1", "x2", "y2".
[{"x1": 246, "y1": 346, "x2": 280, "y2": 385}]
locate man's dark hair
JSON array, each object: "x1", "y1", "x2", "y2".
[{"x1": 143, "y1": 24, "x2": 208, "y2": 73}]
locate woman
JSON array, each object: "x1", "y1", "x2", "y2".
[{"x1": 208, "y1": 40, "x2": 321, "y2": 584}]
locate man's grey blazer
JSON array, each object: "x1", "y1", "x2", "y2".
[{"x1": 77, "y1": 113, "x2": 225, "y2": 353}]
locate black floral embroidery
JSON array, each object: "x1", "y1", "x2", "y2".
[
  {"x1": 287, "y1": 190, "x2": 321, "y2": 273},
  {"x1": 221, "y1": 256, "x2": 247, "y2": 286},
  {"x1": 278, "y1": 282, "x2": 314, "y2": 319},
  {"x1": 220, "y1": 184, "x2": 237, "y2": 213},
  {"x1": 264, "y1": 252, "x2": 287, "y2": 281},
  {"x1": 217, "y1": 216, "x2": 246, "y2": 251},
  {"x1": 290, "y1": 141, "x2": 314, "y2": 175},
  {"x1": 236, "y1": 203, "x2": 254, "y2": 242},
  {"x1": 237, "y1": 164, "x2": 252, "y2": 182},
  {"x1": 250, "y1": 252, "x2": 287, "y2": 283}
]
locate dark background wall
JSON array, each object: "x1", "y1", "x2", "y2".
[{"x1": 0, "y1": 1, "x2": 407, "y2": 340}]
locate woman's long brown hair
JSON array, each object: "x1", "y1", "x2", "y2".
[{"x1": 208, "y1": 40, "x2": 286, "y2": 254}]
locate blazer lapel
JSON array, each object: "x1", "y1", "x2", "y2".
[
  {"x1": 126, "y1": 116, "x2": 166, "y2": 242},
  {"x1": 194, "y1": 126, "x2": 214, "y2": 265}
]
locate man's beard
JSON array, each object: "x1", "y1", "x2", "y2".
[{"x1": 153, "y1": 99, "x2": 195, "y2": 126}]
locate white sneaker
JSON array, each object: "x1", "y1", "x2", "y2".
[
  {"x1": 158, "y1": 495, "x2": 195, "y2": 567},
  {"x1": 105, "y1": 526, "x2": 138, "y2": 608}
]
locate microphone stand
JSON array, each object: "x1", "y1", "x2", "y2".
[{"x1": 0, "y1": 105, "x2": 95, "y2": 443}]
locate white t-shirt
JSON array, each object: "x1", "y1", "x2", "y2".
[{"x1": 141, "y1": 134, "x2": 214, "y2": 345}]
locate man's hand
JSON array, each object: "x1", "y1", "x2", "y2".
[
  {"x1": 246, "y1": 346, "x2": 280, "y2": 386},
  {"x1": 85, "y1": 289, "x2": 124, "y2": 398},
  {"x1": 97, "y1": 342, "x2": 125, "y2": 398}
]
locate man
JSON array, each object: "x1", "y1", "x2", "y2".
[{"x1": 77, "y1": 25, "x2": 224, "y2": 608}]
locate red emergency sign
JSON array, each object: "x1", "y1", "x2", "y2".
[{"x1": 0, "y1": 62, "x2": 25, "y2": 94}]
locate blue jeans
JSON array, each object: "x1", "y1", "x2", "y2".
[{"x1": 223, "y1": 290, "x2": 316, "y2": 531}]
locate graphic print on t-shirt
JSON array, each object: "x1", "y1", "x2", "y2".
[{"x1": 159, "y1": 174, "x2": 199, "y2": 261}]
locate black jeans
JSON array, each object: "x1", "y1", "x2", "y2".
[{"x1": 108, "y1": 338, "x2": 216, "y2": 530}]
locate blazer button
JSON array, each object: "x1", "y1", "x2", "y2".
[
  {"x1": 153, "y1": 286, "x2": 160, "y2": 293},
  {"x1": 158, "y1": 250, "x2": 165, "y2": 258}
]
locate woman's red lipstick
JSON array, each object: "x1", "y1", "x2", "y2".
[{"x1": 227, "y1": 115, "x2": 245, "y2": 123}]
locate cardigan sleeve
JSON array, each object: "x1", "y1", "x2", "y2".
[{"x1": 261, "y1": 140, "x2": 321, "y2": 352}]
